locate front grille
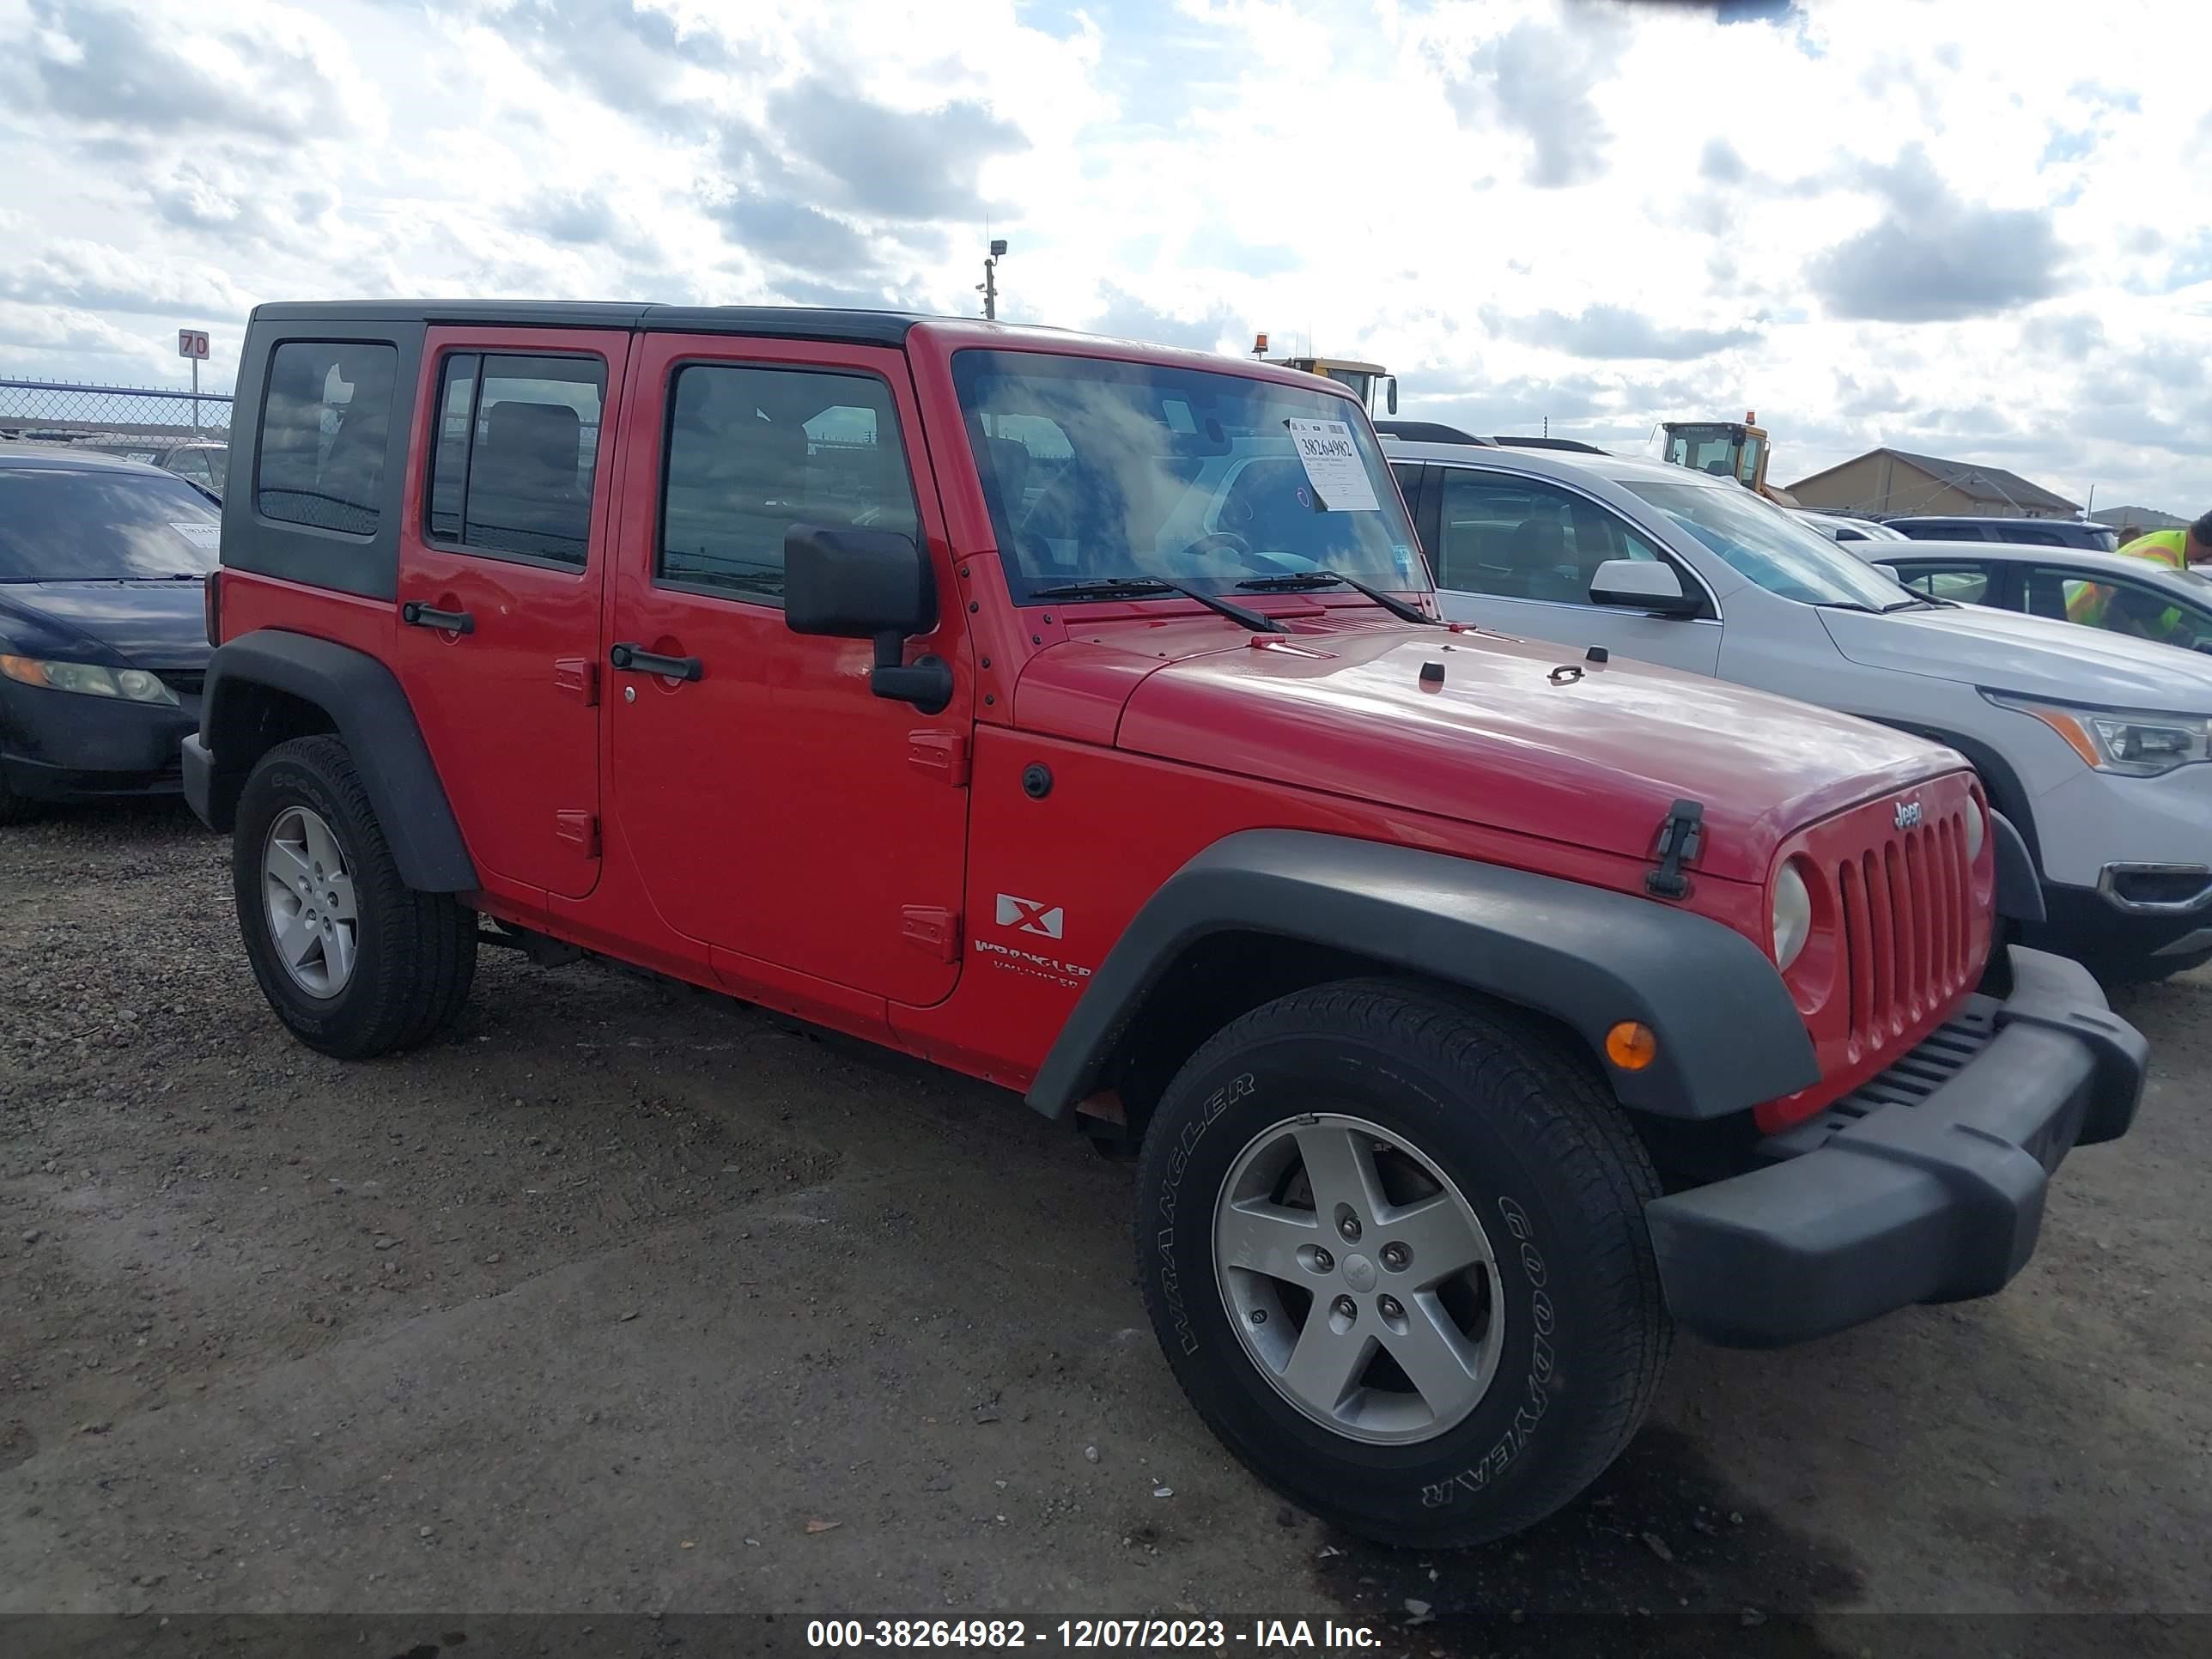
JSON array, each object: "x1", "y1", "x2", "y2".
[
  {"x1": 1833, "y1": 806, "x2": 1977, "y2": 1053},
  {"x1": 156, "y1": 670, "x2": 205, "y2": 698},
  {"x1": 1764, "y1": 1000, "x2": 1996, "y2": 1158}
]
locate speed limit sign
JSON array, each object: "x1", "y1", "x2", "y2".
[{"x1": 178, "y1": 329, "x2": 210, "y2": 360}]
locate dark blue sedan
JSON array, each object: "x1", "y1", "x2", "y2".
[{"x1": 0, "y1": 447, "x2": 218, "y2": 822}]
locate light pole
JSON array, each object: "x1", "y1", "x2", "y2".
[{"x1": 977, "y1": 239, "x2": 1006, "y2": 321}]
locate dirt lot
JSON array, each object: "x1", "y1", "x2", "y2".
[{"x1": 3, "y1": 804, "x2": 2209, "y2": 1656}]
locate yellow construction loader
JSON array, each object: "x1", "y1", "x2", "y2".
[{"x1": 1659, "y1": 413, "x2": 1800, "y2": 506}]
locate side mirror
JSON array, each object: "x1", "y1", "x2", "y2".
[
  {"x1": 783, "y1": 525, "x2": 951, "y2": 713},
  {"x1": 1589, "y1": 559, "x2": 1701, "y2": 617},
  {"x1": 1385, "y1": 377, "x2": 1399, "y2": 416}
]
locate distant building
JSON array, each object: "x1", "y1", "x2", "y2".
[
  {"x1": 1786, "y1": 447, "x2": 2081, "y2": 521},
  {"x1": 2093, "y1": 504, "x2": 2189, "y2": 543}
]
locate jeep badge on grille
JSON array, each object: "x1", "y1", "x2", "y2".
[{"x1": 1895, "y1": 799, "x2": 1923, "y2": 830}]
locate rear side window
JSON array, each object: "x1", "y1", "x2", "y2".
[
  {"x1": 425, "y1": 353, "x2": 607, "y2": 567},
  {"x1": 255, "y1": 342, "x2": 398, "y2": 537},
  {"x1": 657, "y1": 363, "x2": 919, "y2": 604}
]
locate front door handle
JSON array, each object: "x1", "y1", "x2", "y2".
[
  {"x1": 401, "y1": 601, "x2": 475, "y2": 635},
  {"x1": 609, "y1": 642, "x2": 703, "y2": 683}
]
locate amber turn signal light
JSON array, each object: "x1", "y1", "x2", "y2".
[{"x1": 1605, "y1": 1021, "x2": 1658, "y2": 1071}]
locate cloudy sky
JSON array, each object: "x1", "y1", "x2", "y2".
[{"x1": 1, "y1": 0, "x2": 2205, "y2": 513}]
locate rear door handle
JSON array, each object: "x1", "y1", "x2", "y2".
[
  {"x1": 609, "y1": 643, "x2": 703, "y2": 682},
  {"x1": 401, "y1": 601, "x2": 475, "y2": 635}
]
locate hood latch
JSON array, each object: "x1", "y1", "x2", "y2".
[{"x1": 1645, "y1": 798, "x2": 1705, "y2": 900}]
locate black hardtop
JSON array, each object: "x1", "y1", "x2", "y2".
[{"x1": 247, "y1": 301, "x2": 924, "y2": 349}]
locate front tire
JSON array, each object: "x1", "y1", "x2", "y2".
[
  {"x1": 1133, "y1": 979, "x2": 1668, "y2": 1549},
  {"x1": 233, "y1": 735, "x2": 477, "y2": 1058},
  {"x1": 0, "y1": 768, "x2": 41, "y2": 826}
]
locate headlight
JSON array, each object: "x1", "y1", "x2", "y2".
[
  {"x1": 1963, "y1": 793, "x2": 1985, "y2": 860},
  {"x1": 0, "y1": 654, "x2": 179, "y2": 706},
  {"x1": 1772, "y1": 861, "x2": 1812, "y2": 971},
  {"x1": 1984, "y1": 692, "x2": 2211, "y2": 778}
]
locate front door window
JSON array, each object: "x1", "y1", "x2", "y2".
[
  {"x1": 657, "y1": 364, "x2": 920, "y2": 604},
  {"x1": 1433, "y1": 471, "x2": 1668, "y2": 605},
  {"x1": 2032, "y1": 566, "x2": 2212, "y2": 647}
]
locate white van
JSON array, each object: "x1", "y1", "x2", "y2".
[{"x1": 1384, "y1": 437, "x2": 2212, "y2": 981}]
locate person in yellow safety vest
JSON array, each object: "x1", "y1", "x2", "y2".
[
  {"x1": 2066, "y1": 510, "x2": 2212, "y2": 633},
  {"x1": 2116, "y1": 510, "x2": 2212, "y2": 571}
]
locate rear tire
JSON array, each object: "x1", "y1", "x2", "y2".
[
  {"x1": 1133, "y1": 978, "x2": 1669, "y2": 1548},
  {"x1": 233, "y1": 735, "x2": 477, "y2": 1058}
]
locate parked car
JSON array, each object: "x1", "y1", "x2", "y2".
[
  {"x1": 1385, "y1": 434, "x2": 2212, "y2": 981},
  {"x1": 187, "y1": 301, "x2": 2141, "y2": 1550},
  {"x1": 1794, "y1": 509, "x2": 1906, "y2": 543},
  {"x1": 1866, "y1": 540, "x2": 2212, "y2": 653},
  {"x1": 0, "y1": 447, "x2": 218, "y2": 822},
  {"x1": 152, "y1": 441, "x2": 229, "y2": 498},
  {"x1": 1885, "y1": 514, "x2": 2118, "y2": 551},
  {"x1": 1372, "y1": 419, "x2": 1495, "y2": 446},
  {"x1": 1488, "y1": 434, "x2": 1611, "y2": 454}
]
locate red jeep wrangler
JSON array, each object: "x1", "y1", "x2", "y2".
[{"x1": 185, "y1": 302, "x2": 2144, "y2": 1547}]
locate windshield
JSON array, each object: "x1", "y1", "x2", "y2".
[
  {"x1": 951, "y1": 349, "x2": 1425, "y2": 602},
  {"x1": 1620, "y1": 477, "x2": 1915, "y2": 609},
  {"x1": 0, "y1": 467, "x2": 222, "y2": 582}
]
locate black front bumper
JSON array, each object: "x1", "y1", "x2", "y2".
[
  {"x1": 0, "y1": 683, "x2": 198, "y2": 802},
  {"x1": 2027, "y1": 878, "x2": 2212, "y2": 980},
  {"x1": 1645, "y1": 946, "x2": 2146, "y2": 1348}
]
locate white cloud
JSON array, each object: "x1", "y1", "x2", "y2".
[{"x1": 0, "y1": 0, "x2": 2204, "y2": 511}]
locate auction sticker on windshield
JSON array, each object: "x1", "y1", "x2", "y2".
[
  {"x1": 1283, "y1": 418, "x2": 1379, "y2": 513},
  {"x1": 169, "y1": 522, "x2": 221, "y2": 552}
]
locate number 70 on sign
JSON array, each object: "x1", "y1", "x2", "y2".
[{"x1": 178, "y1": 329, "x2": 210, "y2": 360}]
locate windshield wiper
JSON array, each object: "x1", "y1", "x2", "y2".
[
  {"x1": 1811, "y1": 600, "x2": 1880, "y2": 613},
  {"x1": 1029, "y1": 577, "x2": 1286, "y2": 634},
  {"x1": 1236, "y1": 570, "x2": 1440, "y2": 626}
]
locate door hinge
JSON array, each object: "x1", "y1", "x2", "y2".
[
  {"x1": 901, "y1": 905, "x2": 960, "y2": 963},
  {"x1": 555, "y1": 810, "x2": 601, "y2": 859},
  {"x1": 907, "y1": 730, "x2": 969, "y2": 787},
  {"x1": 554, "y1": 658, "x2": 599, "y2": 706}
]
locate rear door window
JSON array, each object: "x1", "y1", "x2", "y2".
[
  {"x1": 255, "y1": 342, "x2": 398, "y2": 537},
  {"x1": 424, "y1": 353, "x2": 607, "y2": 567}
]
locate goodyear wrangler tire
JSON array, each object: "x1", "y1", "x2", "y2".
[
  {"x1": 233, "y1": 735, "x2": 477, "y2": 1060},
  {"x1": 1133, "y1": 977, "x2": 1669, "y2": 1548}
]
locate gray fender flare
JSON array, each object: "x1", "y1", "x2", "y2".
[
  {"x1": 1025, "y1": 829, "x2": 1817, "y2": 1122},
  {"x1": 195, "y1": 629, "x2": 477, "y2": 892}
]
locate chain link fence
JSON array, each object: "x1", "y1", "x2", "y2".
[{"x1": 0, "y1": 377, "x2": 234, "y2": 449}]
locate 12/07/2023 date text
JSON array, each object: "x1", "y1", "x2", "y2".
[{"x1": 805, "y1": 1619, "x2": 1382, "y2": 1650}]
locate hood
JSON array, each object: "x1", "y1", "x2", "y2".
[
  {"x1": 0, "y1": 579, "x2": 211, "y2": 670},
  {"x1": 1026, "y1": 617, "x2": 1957, "y2": 883},
  {"x1": 1821, "y1": 603, "x2": 2212, "y2": 711}
]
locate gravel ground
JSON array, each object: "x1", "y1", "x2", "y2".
[{"x1": 2, "y1": 803, "x2": 2209, "y2": 1657}]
